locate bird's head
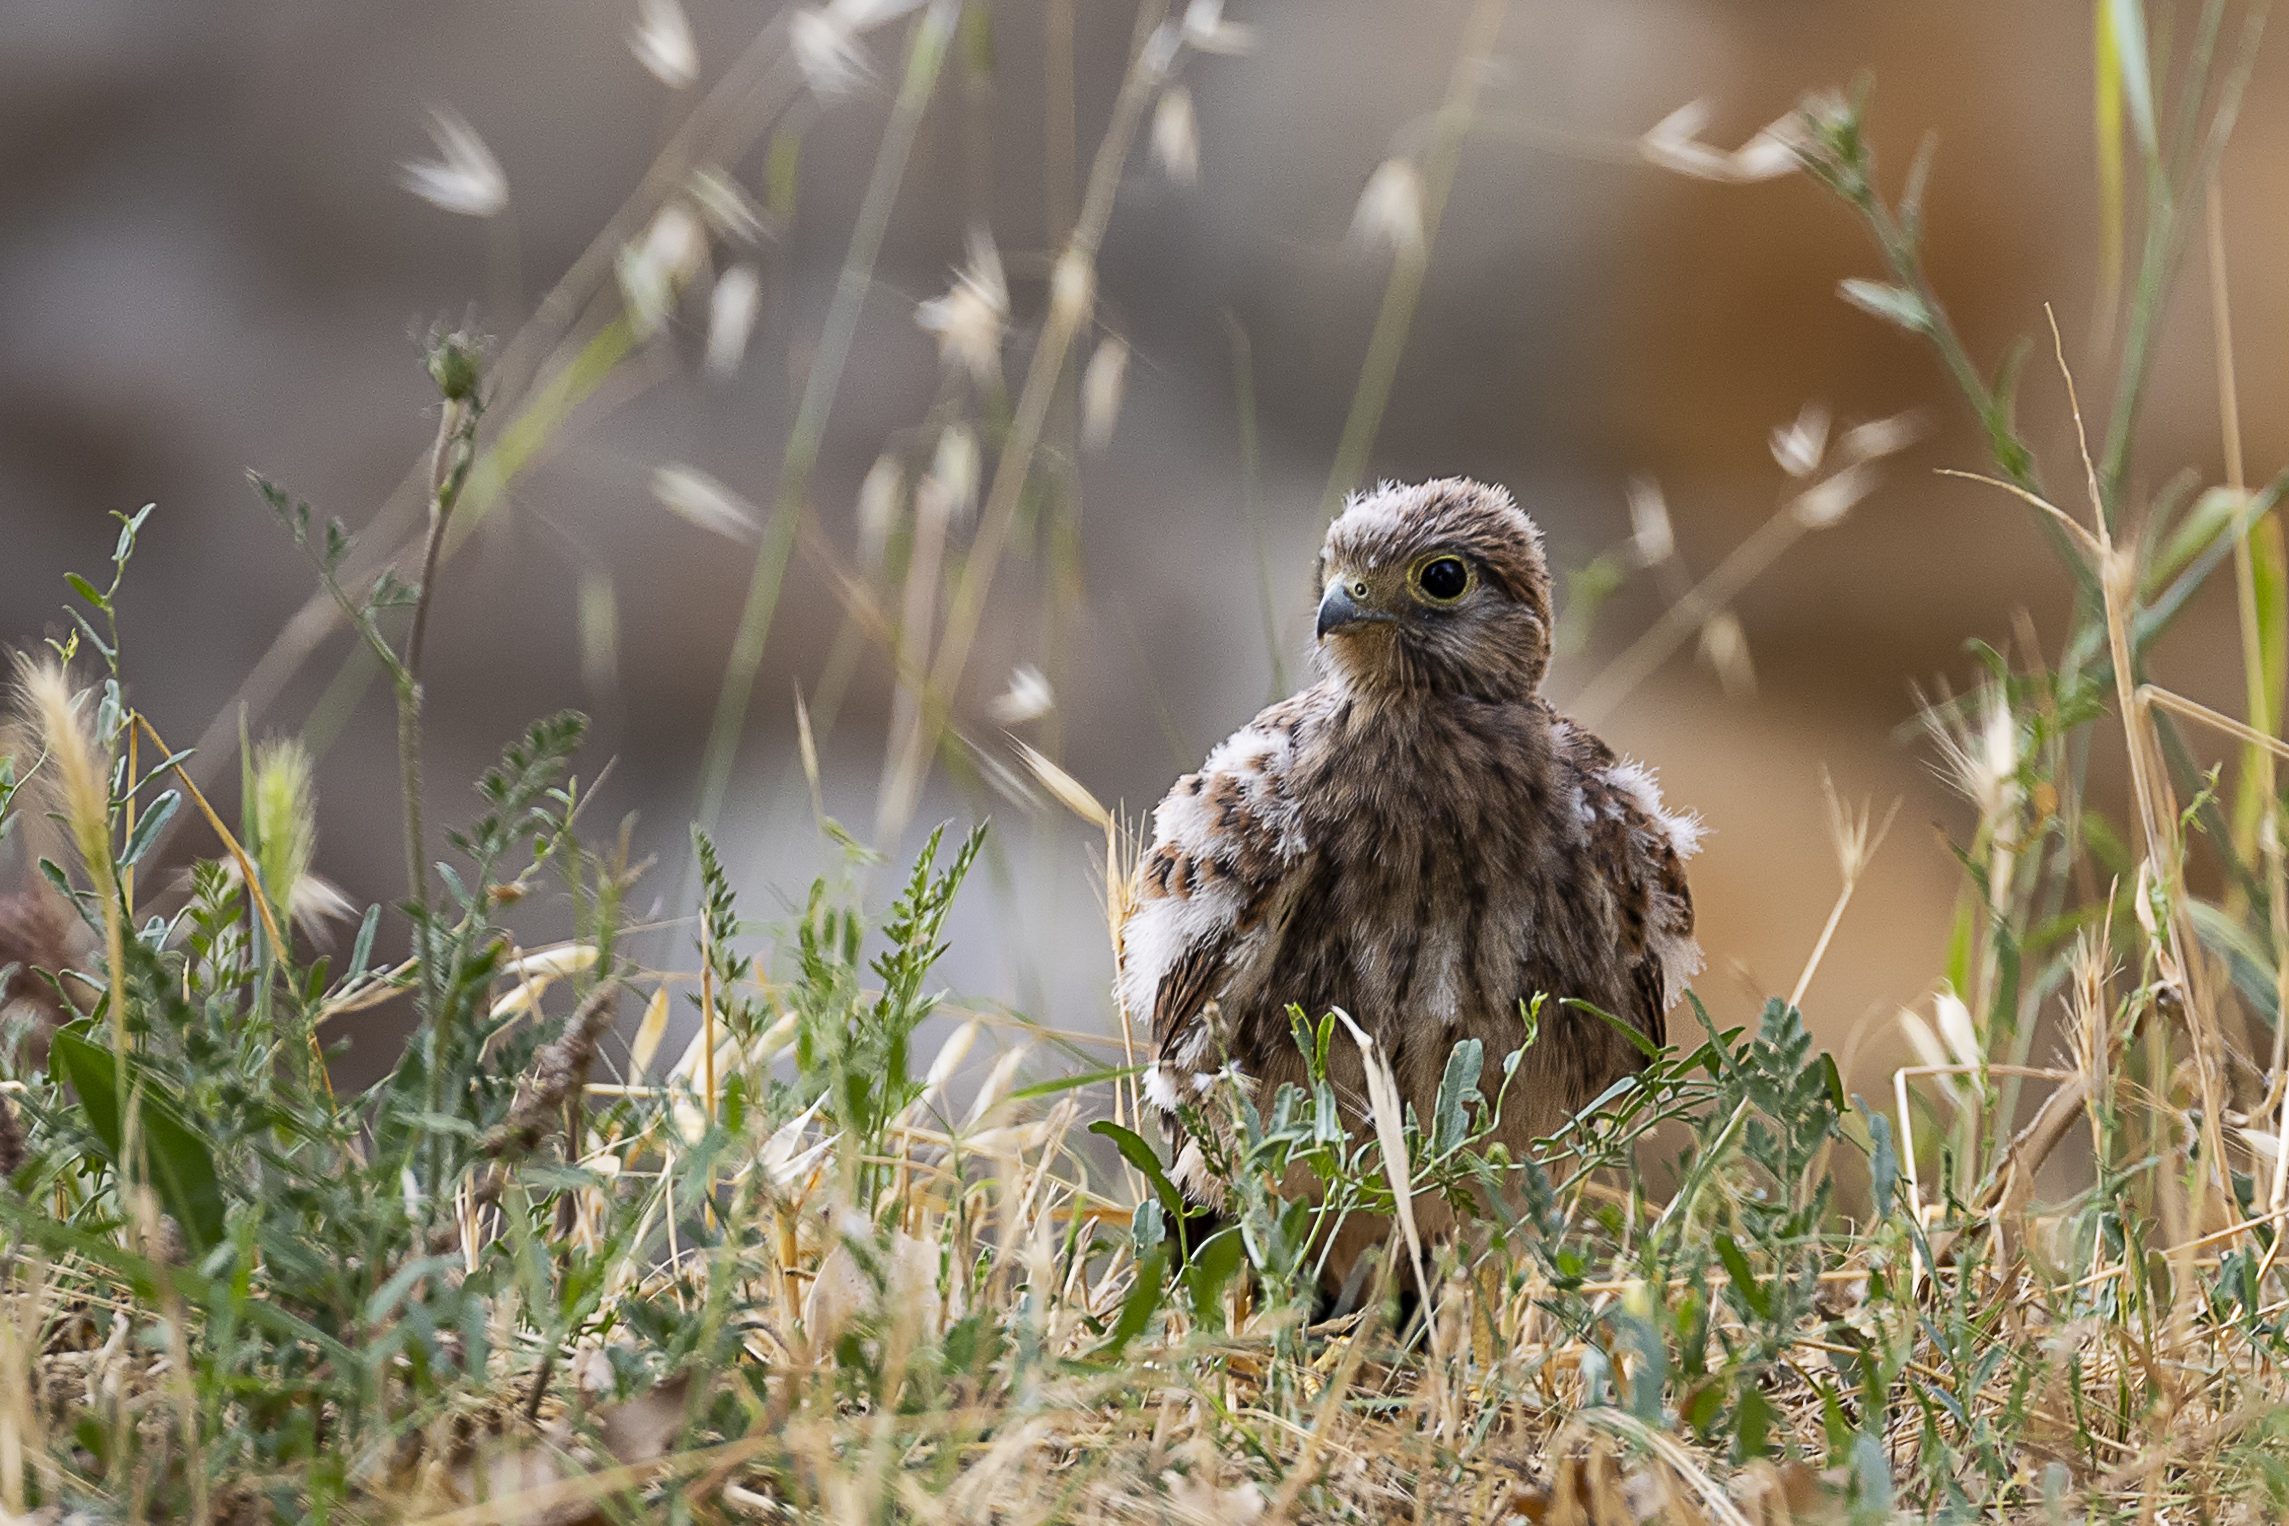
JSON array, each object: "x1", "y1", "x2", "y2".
[{"x1": 1313, "y1": 478, "x2": 1553, "y2": 701}]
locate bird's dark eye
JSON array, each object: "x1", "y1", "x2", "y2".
[{"x1": 1416, "y1": 556, "x2": 1470, "y2": 603}]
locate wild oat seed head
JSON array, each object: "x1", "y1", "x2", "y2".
[
  {"x1": 706, "y1": 264, "x2": 763, "y2": 378},
  {"x1": 630, "y1": 0, "x2": 699, "y2": 88},
  {"x1": 1769, "y1": 401, "x2": 1830, "y2": 479},
  {"x1": 1790, "y1": 461, "x2": 1881, "y2": 529},
  {"x1": 1081, "y1": 335, "x2": 1131, "y2": 450},
  {"x1": 16, "y1": 659, "x2": 113, "y2": 897},
  {"x1": 856, "y1": 454, "x2": 905, "y2": 570},
  {"x1": 916, "y1": 225, "x2": 1008, "y2": 385},
  {"x1": 988, "y1": 665, "x2": 1055, "y2": 726},
  {"x1": 924, "y1": 424, "x2": 980, "y2": 523},
  {"x1": 1625, "y1": 476, "x2": 1674, "y2": 566},
  {"x1": 1151, "y1": 86, "x2": 1200, "y2": 186},
  {"x1": 1349, "y1": 158, "x2": 1424, "y2": 252},
  {"x1": 1049, "y1": 248, "x2": 1095, "y2": 328},
  {"x1": 653, "y1": 465, "x2": 762, "y2": 542},
  {"x1": 792, "y1": 9, "x2": 874, "y2": 98},
  {"x1": 399, "y1": 105, "x2": 507, "y2": 218}
]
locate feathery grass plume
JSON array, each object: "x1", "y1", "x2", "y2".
[
  {"x1": 16, "y1": 660, "x2": 113, "y2": 906},
  {"x1": 1348, "y1": 157, "x2": 1424, "y2": 252},
  {"x1": 247, "y1": 737, "x2": 318, "y2": 930}
]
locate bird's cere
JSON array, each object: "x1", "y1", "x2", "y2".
[
  {"x1": 653, "y1": 465, "x2": 762, "y2": 543},
  {"x1": 400, "y1": 106, "x2": 507, "y2": 218},
  {"x1": 916, "y1": 225, "x2": 1009, "y2": 386},
  {"x1": 630, "y1": 0, "x2": 699, "y2": 88},
  {"x1": 1081, "y1": 336, "x2": 1131, "y2": 450},
  {"x1": 1349, "y1": 158, "x2": 1425, "y2": 253}
]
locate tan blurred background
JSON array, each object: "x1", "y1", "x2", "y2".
[{"x1": 4, "y1": 0, "x2": 2284, "y2": 1095}]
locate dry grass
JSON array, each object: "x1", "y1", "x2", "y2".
[{"x1": 4, "y1": 3, "x2": 2289, "y2": 1522}]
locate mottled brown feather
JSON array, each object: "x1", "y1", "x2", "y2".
[{"x1": 1118, "y1": 480, "x2": 1703, "y2": 1274}]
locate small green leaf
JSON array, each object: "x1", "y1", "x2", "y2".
[
  {"x1": 1097, "y1": 1244, "x2": 1168, "y2": 1359},
  {"x1": 1431, "y1": 1038, "x2": 1483, "y2": 1156},
  {"x1": 1838, "y1": 278, "x2": 1932, "y2": 334},
  {"x1": 119, "y1": 791, "x2": 180, "y2": 869},
  {"x1": 51, "y1": 1026, "x2": 228, "y2": 1263},
  {"x1": 1184, "y1": 1228, "x2": 1245, "y2": 1332},
  {"x1": 1733, "y1": 1383, "x2": 1773, "y2": 1461},
  {"x1": 1090, "y1": 1120, "x2": 1189, "y2": 1234},
  {"x1": 1562, "y1": 997, "x2": 1662, "y2": 1060},
  {"x1": 64, "y1": 573, "x2": 109, "y2": 613},
  {"x1": 1715, "y1": 1232, "x2": 1769, "y2": 1320}
]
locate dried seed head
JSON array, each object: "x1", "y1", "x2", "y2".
[
  {"x1": 630, "y1": 0, "x2": 698, "y2": 87},
  {"x1": 1049, "y1": 248, "x2": 1095, "y2": 329},
  {"x1": 1180, "y1": 0, "x2": 1258, "y2": 54},
  {"x1": 1349, "y1": 158, "x2": 1425, "y2": 252},
  {"x1": 916, "y1": 225, "x2": 1009, "y2": 385},
  {"x1": 1790, "y1": 461, "x2": 1881, "y2": 529},
  {"x1": 856, "y1": 454, "x2": 905, "y2": 571},
  {"x1": 1835, "y1": 410, "x2": 1927, "y2": 467},
  {"x1": 924, "y1": 424, "x2": 980, "y2": 524},
  {"x1": 400, "y1": 105, "x2": 508, "y2": 218},
  {"x1": 1625, "y1": 476, "x2": 1674, "y2": 566},
  {"x1": 706, "y1": 264, "x2": 763, "y2": 378},
  {"x1": 616, "y1": 202, "x2": 708, "y2": 339},
  {"x1": 1641, "y1": 100, "x2": 1804, "y2": 183},
  {"x1": 989, "y1": 665, "x2": 1055, "y2": 726},
  {"x1": 792, "y1": 8, "x2": 874, "y2": 98},
  {"x1": 1151, "y1": 86, "x2": 1200, "y2": 185},
  {"x1": 1081, "y1": 335, "x2": 1131, "y2": 450},
  {"x1": 1769, "y1": 401, "x2": 1830, "y2": 479},
  {"x1": 1696, "y1": 611, "x2": 1756, "y2": 699},
  {"x1": 653, "y1": 465, "x2": 762, "y2": 542},
  {"x1": 1933, "y1": 989, "x2": 1982, "y2": 1071}
]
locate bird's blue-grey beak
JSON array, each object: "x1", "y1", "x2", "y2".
[{"x1": 1316, "y1": 577, "x2": 1388, "y2": 640}]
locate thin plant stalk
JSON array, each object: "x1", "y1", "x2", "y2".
[
  {"x1": 877, "y1": 2, "x2": 1172, "y2": 845},
  {"x1": 1316, "y1": 0, "x2": 1510, "y2": 521},
  {"x1": 693, "y1": 0, "x2": 962, "y2": 838}
]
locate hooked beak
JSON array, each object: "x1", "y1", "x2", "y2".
[{"x1": 1316, "y1": 577, "x2": 1391, "y2": 640}]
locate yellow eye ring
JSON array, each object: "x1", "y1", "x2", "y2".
[{"x1": 1410, "y1": 554, "x2": 1473, "y2": 605}]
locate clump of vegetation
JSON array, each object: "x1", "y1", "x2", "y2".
[{"x1": 3, "y1": 2, "x2": 2289, "y2": 1521}]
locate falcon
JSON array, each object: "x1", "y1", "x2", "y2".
[{"x1": 1119, "y1": 478, "x2": 1702, "y2": 1272}]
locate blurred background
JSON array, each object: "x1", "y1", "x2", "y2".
[{"x1": 4, "y1": 0, "x2": 2285, "y2": 1098}]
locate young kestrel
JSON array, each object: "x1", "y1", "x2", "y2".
[{"x1": 1120, "y1": 478, "x2": 1703, "y2": 1264}]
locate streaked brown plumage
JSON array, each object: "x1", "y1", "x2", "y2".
[{"x1": 1119, "y1": 478, "x2": 1702, "y2": 1273}]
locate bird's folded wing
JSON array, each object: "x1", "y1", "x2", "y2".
[
  {"x1": 1119, "y1": 696, "x2": 1315, "y2": 1103},
  {"x1": 1570, "y1": 738, "x2": 1705, "y2": 1050}
]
